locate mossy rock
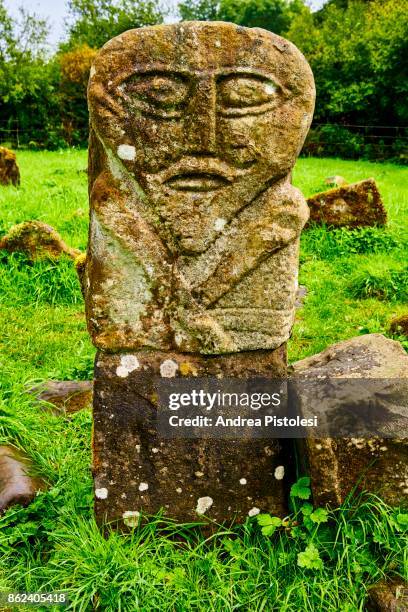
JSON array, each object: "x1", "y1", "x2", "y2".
[
  {"x1": 389, "y1": 314, "x2": 408, "y2": 338},
  {"x1": 0, "y1": 221, "x2": 81, "y2": 261}
]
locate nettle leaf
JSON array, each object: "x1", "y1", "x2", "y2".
[
  {"x1": 256, "y1": 514, "x2": 282, "y2": 536},
  {"x1": 290, "y1": 477, "x2": 311, "y2": 500},
  {"x1": 301, "y1": 503, "x2": 313, "y2": 516},
  {"x1": 297, "y1": 543, "x2": 323, "y2": 570},
  {"x1": 310, "y1": 508, "x2": 329, "y2": 524},
  {"x1": 396, "y1": 513, "x2": 408, "y2": 528}
]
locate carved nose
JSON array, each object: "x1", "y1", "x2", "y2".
[{"x1": 184, "y1": 78, "x2": 217, "y2": 155}]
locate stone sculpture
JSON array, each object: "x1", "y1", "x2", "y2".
[{"x1": 85, "y1": 22, "x2": 315, "y2": 525}]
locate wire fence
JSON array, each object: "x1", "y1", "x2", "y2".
[
  {"x1": 0, "y1": 120, "x2": 407, "y2": 159},
  {"x1": 303, "y1": 123, "x2": 408, "y2": 160}
]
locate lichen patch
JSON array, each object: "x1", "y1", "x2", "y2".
[
  {"x1": 274, "y1": 465, "x2": 285, "y2": 480},
  {"x1": 95, "y1": 487, "x2": 108, "y2": 499},
  {"x1": 116, "y1": 354, "x2": 140, "y2": 378},
  {"x1": 160, "y1": 359, "x2": 178, "y2": 378},
  {"x1": 117, "y1": 144, "x2": 136, "y2": 161},
  {"x1": 248, "y1": 507, "x2": 260, "y2": 517},
  {"x1": 196, "y1": 496, "x2": 213, "y2": 515},
  {"x1": 122, "y1": 510, "x2": 140, "y2": 527}
]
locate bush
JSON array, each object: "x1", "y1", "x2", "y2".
[
  {"x1": 347, "y1": 267, "x2": 408, "y2": 302},
  {"x1": 302, "y1": 226, "x2": 401, "y2": 261},
  {"x1": 302, "y1": 126, "x2": 408, "y2": 164}
]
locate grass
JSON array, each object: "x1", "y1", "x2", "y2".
[{"x1": 0, "y1": 151, "x2": 407, "y2": 610}]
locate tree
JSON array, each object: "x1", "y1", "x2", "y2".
[
  {"x1": 0, "y1": 1, "x2": 63, "y2": 148},
  {"x1": 178, "y1": 0, "x2": 305, "y2": 35},
  {"x1": 58, "y1": 44, "x2": 98, "y2": 145},
  {"x1": 286, "y1": 0, "x2": 408, "y2": 126},
  {"x1": 66, "y1": 0, "x2": 164, "y2": 49}
]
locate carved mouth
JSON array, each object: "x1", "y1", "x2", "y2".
[{"x1": 165, "y1": 172, "x2": 230, "y2": 192}]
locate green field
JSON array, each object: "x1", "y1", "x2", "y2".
[{"x1": 0, "y1": 151, "x2": 407, "y2": 610}]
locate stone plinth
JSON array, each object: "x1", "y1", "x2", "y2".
[{"x1": 93, "y1": 348, "x2": 291, "y2": 526}]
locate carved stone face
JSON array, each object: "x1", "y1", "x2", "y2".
[{"x1": 89, "y1": 22, "x2": 315, "y2": 254}]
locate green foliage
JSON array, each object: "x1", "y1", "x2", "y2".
[
  {"x1": 256, "y1": 514, "x2": 282, "y2": 536},
  {"x1": 287, "y1": 0, "x2": 408, "y2": 130},
  {"x1": 66, "y1": 0, "x2": 164, "y2": 49},
  {"x1": 0, "y1": 1, "x2": 63, "y2": 149},
  {"x1": 290, "y1": 476, "x2": 311, "y2": 500},
  {"x1": 58, "y1": 44, "x2": 98, "y2": 146},
  {"x1": 297, "y1": 543, "x2": 323, "y2": 570},
  {"x1": 0, "y1": 252, "x2": 82, "y2": 307},
  {"x1": 347, "y1": 266, "x2": 408, "y2": 302},
  {"x1": 179, "y1": 0, "x2": 304, "y2": 34},
  {"x1": 302, "y1": 226, "x2": 401, "y2": 261}
]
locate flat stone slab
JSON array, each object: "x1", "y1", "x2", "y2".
[
  {"x1": 0, "y1": 446, "x2": 44, "y2": 512},
  {"x1": 93, "y1": 348, "x2": 291, "y2": 527},
  {"x1": 29, "y1": 380, "x2": 93, "y2": 414},
  {"x1": 0, "y1": 221, "x2": 80, "y2": 261},
  {"x1": 307, "y1": 178, "x2": 386, "y2": 228},
  {"x1": 291, "y1": 334, "x2": 408, "y2": 507}
]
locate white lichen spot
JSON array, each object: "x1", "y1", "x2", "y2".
[
  {"x1": 122, "y1": 510, "x2": 140, "y2": 527},
  {"x1": 265, "y1": 82, "x2": 276, "y2": 95},
  {"x1": 239, "y1": 478, "x2": 247, "y2": 485},
  {"x1": 152, "y1": 447, "x2": 159, "y2": 453},
  {"x1": 274, "y1": 465, "x2": 285, "y2": 480},
  {"x1": 120, "y1": 493, "x2": 127, "y2": 499},
  {"x1": 95, "y1": 487, "x2": 108, "y2": 499},
  {"x1": 176, "y1": 487, "x2": 182, "y2": 493},
  {"x1": 116, "y1": 354, "x2": 140, "y2": 378},
  {"x1": 136, "y1": 444, "x2": 141, "y2": 453},
  {"x1": 160, "y1": 359, "x2": 178, "y2": 378},
  {"x1": 248, "y1": 507, "x2": 260, "y2": 517},
  {"x1": 264, "y1": 446, "x2": 273, "y2": 456},
  {"x1": 195, "y1": 471, "x2": 204, "y2": 477},
  {"x1": 315, "y1": 443, "x2": 322, "y2": 450},
  {"x1": 138, "y1": 482, "x2": 148, "y2": 492},
  {"x1": 196, "y1": 496, "x2": 213, "y2": 515},
  {"x1": 215, "y1": 39, "x2": 221, "y2": 48},
  {"x1": 214, "y1": 217, "x2": 227, "y2": 231},
  {"x1": 117, "y1": 144, "x2": 136, "y2": 161}
]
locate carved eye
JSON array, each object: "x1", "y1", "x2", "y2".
[
  {"x1": 126, "y1": 74, "x2": 189, "y2": 109},
  {"x1": 218, "y1": 75, "x2": 279, "y2": 115}
]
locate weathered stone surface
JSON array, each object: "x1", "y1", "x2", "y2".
[
  {"x1": 0, "y1": 221, "x2": 80, "y2": 261},
  {"x1": 0, "y1": 446, "x2": 43, "y2": 512},
  {"x1": 295, "y1": 284, "x2": 307, "y2": 309},
  {"x1": 84, "y1": 21, "x2": 315, "y2": 354},
  {"x1": 389, "y1": 314, "x2": 408, "y2": 338},
  {"x1": 307, "y1": 179, "x2": 386, "y2": 228},
  {"x1": 93, "y1": 348, "x2": 291, "y2": 526},
  {"x1": 291, "y1": 334, "x2": 408, "y2": 507},
  {"x1": 29, "y1": 380, "x2": 92, "y2": 414},
  {"x1": 0, "y1": 146, "x2": 20, "y2": 186},
  {"x1": 366, "y1": 579, "x2": 408, "y2": 611},
  {"x1": 324, "y1": 175, "x2": 347, "y2": 187}
]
